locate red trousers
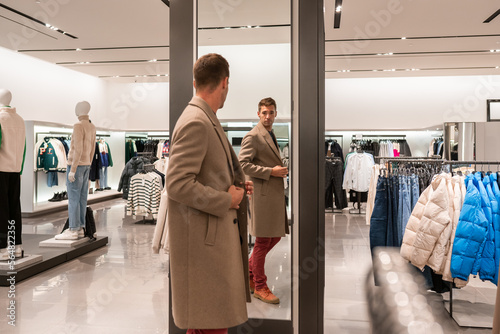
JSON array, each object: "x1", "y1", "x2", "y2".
[
  {"x1": 249, "y1": 237, "x2": 281, "y2": 290},
  {"x1": 186, "y1": 329, "x2": 227, "y2": 334}
]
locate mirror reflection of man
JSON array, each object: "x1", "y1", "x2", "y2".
[{"x1": 238, "y1": 97, "x2": 289, "y2": 304}]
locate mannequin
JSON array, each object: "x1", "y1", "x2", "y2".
[
  {"x1": 55, "y1": 101, "x2": 96, "y2": 240},
  {"x1": 0, "y1": 89, "x2": 26, "y2": 260}
]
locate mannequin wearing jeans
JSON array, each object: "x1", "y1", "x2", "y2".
[
  {"x1": 0, "y1": 88, "x2": 26, "y2": 260},
  {"x1": 55, "y1": 101, "x2": 96, "y2": 240}
]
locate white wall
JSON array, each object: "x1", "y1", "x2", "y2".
[
  {"x1": 0, "y1": 46, "x2": 108, "y2": 126},
  {"x1": 103, "y1": 82, "x2": 169, "y2": 130},
  {"x1": 199, "y1": 43, "x2": 292, "y2": 121},
  {"x1": 325, "y1": 75, "x2": 500, "y2": 130}
]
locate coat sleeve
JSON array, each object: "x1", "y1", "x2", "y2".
[
  {"x1": 238, "y1": 133, "x2": 272, "y2": 180},
  {"x1": 167, "y1": 118, "x2": 232, "y2": 218}
]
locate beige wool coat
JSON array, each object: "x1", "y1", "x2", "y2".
[
  {"x1": 167, "y1": 96, "x2": 250, "y2": 329},
  {"x1": 239, "y1": 122, "x2": 289, "y2": 237}
]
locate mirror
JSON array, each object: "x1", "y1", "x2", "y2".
[
  {"x1": 487, "y1": 99, "x2": 500, "y2": 122},
  {"x1": 198, "y1": 0, "x2": 292, "y2": 322}
]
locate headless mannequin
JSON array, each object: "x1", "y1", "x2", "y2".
[
  {"x1": 55, "y1": 101, "x2": 96, "y2": 240},
  {"x1": 0, "y1": 89, "x2": 26, "y2": 259},
  {"x1": 0, "y1": 88, "x2": 12, "y2": 107},
  {"x1": 68, "y1": 101, "x2": 90, "y2": 182}
]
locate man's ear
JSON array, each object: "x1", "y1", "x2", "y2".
[
  {"x1": 222, "y1": 77, "x2": 229, "y2": 89},
  {"x1": 193, "y1": 80, "x2": 196, "y2": 89}
]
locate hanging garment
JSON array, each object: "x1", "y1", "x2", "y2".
[
  {"x1": 325, "y1": 159, "x2": 348, "y2": 210},
  {"x1": 366, "y1": 164, "x2": 381, "y2": 225},
  {"x1": 400, "y1": 173, "x2": 452, "y2": 271},
  {"x1": 342, "y1": 152, "x2": 375, "y2": 192},
  {"x1": 451, "y1": 174, "x2": 489, "y2": 283},
  {"x1": 89, "y1": 142, "x2": 101, "y2": 182},
  {"x1": 126, "y1": 172, "x2": 162, "y2": 219},
  {"x1": 118, "y1": 156, "x2": 149, "y2": 199}
]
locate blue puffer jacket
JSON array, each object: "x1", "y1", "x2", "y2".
[
  {"x1": 490, "y1": 173, "x2": 500, "y2": 284},
  {"x1": 470, "y1": 173, "x2": 491, "y2": 276},
  {"x1": 451, "y1": 174, "x2": 489, "y2": 281},
  {"x1": 479, "y1": 175, "x2": 497, "y2": 283}
]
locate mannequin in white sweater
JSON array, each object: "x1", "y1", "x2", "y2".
[
  {"x1": 55, "y1": 101, "x2": 96, "y2": 240},
  {"x1": 0, "y1": 89, "x2": 26, "y2": 260}
]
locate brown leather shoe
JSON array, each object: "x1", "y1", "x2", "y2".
[
  {"x1": 249, "y1": 278, "x2": 255, "y2": 294},
  {"x1": 254, "y1": 287, "x2": 280, "y2": 304}
]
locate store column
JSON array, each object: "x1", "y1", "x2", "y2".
[
  {"x1": 168, "y1": 1, "x2": 197, "y2": 333},
  {"x1": 292, "y1": 0, "x2": 325, "y2": 333}
]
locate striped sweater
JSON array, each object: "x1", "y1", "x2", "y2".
[{"x1": 126, "y1": 172, "x2": 162, "y2": 219}]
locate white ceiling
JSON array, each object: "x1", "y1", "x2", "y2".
[
  {"x1": 325, "y1": 0, "x2": 500, "y2": 78},
  {"x1": 0, "y1": 0, "x2": 499, "y2": 82}
]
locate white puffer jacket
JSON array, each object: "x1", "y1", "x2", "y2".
[{"x1": 400, "y1": 173, "x2": 453, "y2": 271}]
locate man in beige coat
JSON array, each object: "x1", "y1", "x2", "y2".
[
  {"x1": 167, "y1": 53, "x2": 253, "y2": 334},
  {"x1": 238, "y1": 97, "x2": 289, "y2": 304}
]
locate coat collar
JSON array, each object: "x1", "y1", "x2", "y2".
[
  {"x1": 188, "y1": 96, "x2": 235, "y2": 180},
  {"x1": 256, "y1": 121, "x2": 281, "y2": 161}
]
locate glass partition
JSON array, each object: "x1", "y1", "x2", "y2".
[{"x1": 198, "y1": 0, "x2": 292, "y2": 324}]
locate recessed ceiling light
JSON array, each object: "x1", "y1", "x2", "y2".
[
  {"x1": 336, "y1": 6, "x2": 342, "y2": 12},
  {"x1": 401, "y1": 37, "x2": 406, "y2": 40},
  {"x1": 76, "y1": 48, "x2": 81, "y2": 51}
]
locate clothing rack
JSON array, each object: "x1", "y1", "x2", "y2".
[
  {"x1": 428, "y1": 160, "x2": 500, "y2": 324},
  {"x1": 351, "y1": 135, "x2": 406, "y2": 139},
  {"x1": 444, "y1": 160, "x2": 500, "y2": 172}
]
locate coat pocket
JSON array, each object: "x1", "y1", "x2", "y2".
[
  {"x1": 261, "y1": 179, "x2": 269, "y2": 196},
  {"x1": 204, "y1": 214, "x2": 218, "y2": 246}
]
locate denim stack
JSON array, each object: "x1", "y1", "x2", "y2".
[{"x1": 370, "y1": 173, "x2": 420, "y2": 255}]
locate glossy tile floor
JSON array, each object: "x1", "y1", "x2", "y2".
[
  {"x1": 324, "y1": 211, "x2": 496, "y2": 333},
  {"x1": 0, "y1": 199, "x2": 496, "y2": 333}
]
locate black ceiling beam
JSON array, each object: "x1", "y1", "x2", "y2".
[
  {"x1": 333, "y1": 0, "x2": 343, "y2": 29},
  {"x1": 484, "y1": 9, "x2": 500, "y2": 23},
  {"x1": 0, "y1": 3, "x2": 77, "y2": 38}
]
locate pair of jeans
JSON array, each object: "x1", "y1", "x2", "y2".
[
  {"x1": 249, "y1": 237, "x2": 281, "y2": 290},
  {"x1": 370, "y1": 176, "x2": 390, "y2": 256},
  {"x1": 410, "y1": 174, "x2": 420, "y2": 209},
  {"x1": 400, "y1": 176, "x2": 412, "y2": 246},
  {"x1": 0, "y1": 172, "x2": 22, "y2": 248},
  {"x1": 388, "y1": 176, "x2": 399, "y2": 247},
  {"x1": 397, "y1": 176, "x2": 404, "y2": 246},
  {"x1": 47, "y1": 171, "x2": 58, "y2": 187},
  {"x1": 99, "y1": 166, "x2": 108, "y2": 188},
  {"x1": 67, "y1": 165, "x2": 90, "y2": 230}
]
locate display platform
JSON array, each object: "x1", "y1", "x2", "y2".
[
  {"x1": 0, "y1": 234, "x2": 108, "y2": 286},
  {"x1": 22, "y1": 190, "x2": 122, "y2": 217},
  {"x1": 0, "y1": 254, "x2": 43, "y2": 271},
  {"x1": 40, "y1": 236, "x2": 90, "y2": 248}
]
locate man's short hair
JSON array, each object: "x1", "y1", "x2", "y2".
[
  {"x1": 193, "y1": 53, "x2": 230, "y2": 92},
  {"x1": 258, "y1": 97, "x2": 277, "y2": 112}
]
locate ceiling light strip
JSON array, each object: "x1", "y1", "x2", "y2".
[
  {"x1": 326, "y1": 49, "x2": 498, "y2": 57},
  {"x1": 98, "y1": 74, "x2": 169, "y2": 78},
  {"x1": 18, "y1": 45, "x2": 170, "y2": 53},
  {"x1": 326, "y1": 34, "x2": 500, "y2": 43},
  {"x1": 198, "y1": 24, "x2": 290, "y2": 30},
  {"x1": 57, "y1": 59, "x2": 169, "y2": 65},
  {"x1": 326, "y1": 66, "x2": 497, "y2": 73},
  {"x1": 0, "y1": 3, "x2": 77, "y2": 39}
]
